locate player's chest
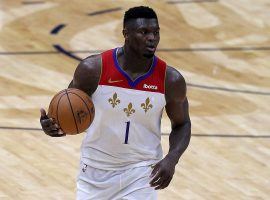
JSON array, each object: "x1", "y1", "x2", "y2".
[{"x1": 92, "y1": 85, "x2": 166, "y2": 118}]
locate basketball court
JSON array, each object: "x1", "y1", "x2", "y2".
[{"x1": 0, "y1": 0, "x2": 269, "y2": 199}]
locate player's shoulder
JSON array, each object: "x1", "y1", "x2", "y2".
[
  {"x1": 166, "y1": 65, "x2": 186, "y2": 85},
  {"x1": 165, "y1": 65, "x2": 186, "y2": 101},
  {"x1": 74, "y1": 54, "x2": 102, "y2": 77},
  {"x1": 79, "y1": 54, "x2": 102, "y2": 70},
  {"x1": 74, "y1": 54, "x2": 102, "y2": 81},
  {"x1": 73, "y1": 54, "x2": 102, "y2": 95}
]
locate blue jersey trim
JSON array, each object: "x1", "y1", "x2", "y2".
[{"x1": 112, "y1": 48, "x2": 157, "y2": 88}]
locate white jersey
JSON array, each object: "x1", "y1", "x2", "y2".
[{"x1": 81, "y1": 48, "x2": 167, "y2": 170}]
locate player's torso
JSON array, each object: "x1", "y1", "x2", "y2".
[{"x1": 81, "y1": 48, "x2": 167, "y2": 170}]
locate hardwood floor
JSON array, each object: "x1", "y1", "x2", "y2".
[{"x1": 0, "y1": 0, "x2": 269, "y2": 199}]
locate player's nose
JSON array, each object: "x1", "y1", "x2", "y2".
[{"x1": 146, "y1": 32, "x2": 155, "y2": 42}]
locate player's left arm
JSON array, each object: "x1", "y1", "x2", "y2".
[{"x1": 150, "y1": 66, "x2": 191, "y2": 190}]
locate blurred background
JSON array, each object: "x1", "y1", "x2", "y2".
[{"x1": 0, "y1": 0, "x2": 269, "y2": 199}]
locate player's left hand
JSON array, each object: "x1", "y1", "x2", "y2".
[{"x1": 149, "y1": 155, "x2": 177, "y2": 190}]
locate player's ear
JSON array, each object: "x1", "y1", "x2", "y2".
[{"x1": 122, "y1": 28, "x2": 128, "y2": 39}]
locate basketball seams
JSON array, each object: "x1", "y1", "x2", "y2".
[
  {"x1": 49, "y1": 91, "x2": 66, "y2": 119},
  {"x1": 49, "y1": 88, "x2": 94, "y2": 134},
  {"x1": 65, "y1": 89, "x2": 79, "y2": 134},
  {"x1": 56, "y1": 93, "x2": 67, "y2": 130},
  {"x1": 68, "y1": 92, "x2": 94, "y2": 129}
]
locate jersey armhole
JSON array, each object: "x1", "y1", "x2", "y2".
[
  {"x1": 164, "y1": 64, "x2": 168, "y2": 103},
  {"x1": 96, "y1": 55, "x2": 103, "y2": 86}
]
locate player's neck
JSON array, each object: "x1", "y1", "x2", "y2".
[{"x1": 118, "y1": 46, "x2": 153, "y2": 74}]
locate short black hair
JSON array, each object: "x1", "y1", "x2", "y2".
[{"x1": 124, "y1": 6, "x2": 158, "y2": 27}]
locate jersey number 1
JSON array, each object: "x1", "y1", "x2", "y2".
[{"x1": 124, "y1": 121, "x2": 130, "y2": 144}]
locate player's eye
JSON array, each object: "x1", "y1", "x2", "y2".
[{"x1": 139, "y1": 30, "x2": 147, "y2": 34}]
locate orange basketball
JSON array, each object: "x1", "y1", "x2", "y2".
[{"x1": 48, "y1": 88, "x2": 95, "y2": 135}]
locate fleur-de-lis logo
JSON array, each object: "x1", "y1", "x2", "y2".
[
  {"x1": 123, "y1": 103, "x2": 135, "y2": 117},
  {"x1": 108, "y1": 92, "x2": 120, "y2": 108},
  {"x1": 141, "y1": 97, "x2": 153, "y2": 113}
]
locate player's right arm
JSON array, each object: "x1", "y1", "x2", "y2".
[
  {"x1": 68, "y1": 54, "x2": 101, "y2": 95},
  {"x1": 40, "y1": 54, "x2": 102, "y2": 137}
]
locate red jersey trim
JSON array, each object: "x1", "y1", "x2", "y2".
[{"x1": 100, "y1": 48, "x2": 166, "y2": 94}]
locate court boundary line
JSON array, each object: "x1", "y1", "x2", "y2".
[
  {"x1": 0, "y1": 126, "x2": 269, "y2": 138},
  {"x1": 2, "y1": 46, "x2": 270, "y2": 55},
  {"x1": 50, "y1": 24, "x2": 66, "y2": 35},
  {"x1": 187, "y1": 83, "x2": 270, "y2": 95},
  {"x1": 1, "y1": 45, "x2": 269, "y2": 96},
  {"x1": 1, "y1": 46, "x2": 270, "y2": 96},
  {"x1": 22, "y1": 1, "x2": 44, "y2": 4},
  {"x1": 88, "y1": 7, "x2": 122, "y2": 16}
]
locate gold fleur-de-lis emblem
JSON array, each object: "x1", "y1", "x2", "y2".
[
  {"x1": 108, "y1": 92, "x2": 120, "y2": 108},
  {"x1": 123, "y1": 103, "x2": 135, "y2": 117},
  {"x1": 141, "y1": 97, "x2": 153, "y2": 113}
]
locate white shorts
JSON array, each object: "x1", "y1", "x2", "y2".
[{"x1": 76, "y1": 162, "x2": 157, "y2": 200}]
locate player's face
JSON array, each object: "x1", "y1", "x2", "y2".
[{"x1": 124, "y1": 18, "x2": 160, "y2": 58}]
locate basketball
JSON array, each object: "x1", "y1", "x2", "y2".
[{"x1": 48, "y1": 88, "x2": 95, "y2": 135}]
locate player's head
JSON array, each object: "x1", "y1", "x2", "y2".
[{"x1": 123, "y1": 6, "x2": 160, "y2": 59}]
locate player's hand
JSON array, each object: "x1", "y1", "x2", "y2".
[
  {"x1": 40, "y1": 108, "x2": 66, "y2": 137},
  {"x1": 149, "y1": 155, "x2": 176, "y2": 190}
]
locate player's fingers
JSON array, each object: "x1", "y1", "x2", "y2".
[
  {"x1": 41, "y1": 119, "x2": 52, "y2": 127},
  {"x1": 151, "y1": 173, "x2": 167, "y2": 187},
  {"x1": 48, "y1": 125, "x2": 59, "y2": 132},
  {"x1": 151, "y1": 177, "x2": 163, "y2": 187},
  {"x1": 149, "y1": 170, "x2": 161, "y2": 186},
  {"x1": 55, "y1": 123, "x2": 59, "y2": 129},
  {"x1": 45, "y1": 129, "x2": 65, "y2": 137},
  {"x1": 40, "y1": 108, "x2": 48, "y2": 118},
  {"x1": 150, "y1": 164, "x2": 160, "y2": 178},
  {"x1": 58, "y1": 129, "x2": 66, "y2": 136},
  {"x1": 162, "y1": 177, "x2": 173, "y2": 189},
  {"x1": 155, "y1": 184, "x2": 164, "y2": 190},
  {"x1": 44, "y1": 129, "x2": 58, "y2": 136},
  {"x1": 155, "y1": 177, "x2": 171, "y2": 190},
  {"x1": 49, "y1": 118, "x2": 59, "y2": 129},
  {"x1": 51, "y1": 133, "x2": 66, "y2": 137}
]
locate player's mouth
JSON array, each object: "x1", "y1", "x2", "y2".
[{"x1": 146, "y1": 45, "x2": 156, "y2": 52}]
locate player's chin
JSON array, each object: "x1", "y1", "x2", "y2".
[{"x1": 143, "y1": 52, "x2": 155, "y2": 59}]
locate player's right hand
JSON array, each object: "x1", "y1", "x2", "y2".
[{"x1": 40, "y1": 108, "x2": 66, "y2": 137}]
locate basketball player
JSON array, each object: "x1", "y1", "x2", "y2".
[{"x1": 40, "y1": 6, "x2": 191, "y2": 200}]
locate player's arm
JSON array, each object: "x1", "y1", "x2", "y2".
[
  {"x1": 40, "y1": 54, "x2": 101, "y2": 137},
  {"x1": 150, "y1": 66, "x2": 191, "y2": 189},
  {"x1": 68, "y1": 54, "x2": 101, "y2": 95},
  {"x1": 164, "y1": 66, "x2": 191, "y2": 165}
]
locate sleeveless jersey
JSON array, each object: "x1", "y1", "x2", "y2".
[{"x1": 81, "y1": 48, "x2": 167, "y2": 170}]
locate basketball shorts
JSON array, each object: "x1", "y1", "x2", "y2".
[{"x1": 76, "y1": 162, "x2": 157, "y2": 200}]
